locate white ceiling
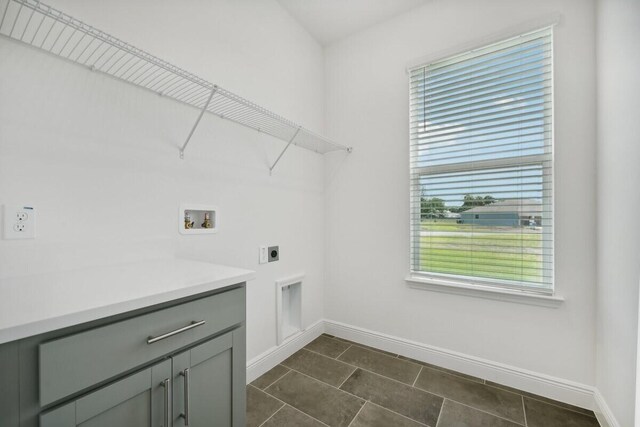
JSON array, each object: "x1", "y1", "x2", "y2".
[{"x1": 276, "y1": 0, "x2": 430, "y2": 45}]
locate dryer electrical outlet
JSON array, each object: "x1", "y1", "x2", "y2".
[
  {"x1": 3, "y1": 206, "x2": 36, "y2": 239},
  {"x1": 268, "y1": 246, "x2": 279, "y2": 262}
]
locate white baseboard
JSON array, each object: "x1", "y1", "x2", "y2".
[
  {"x1": 593, "y1": 389, "x2": 620, "y2": 427},
  {"x1": 246, "y1": 319, "x2": 324, "y2": 383},
  {"x1": 324, "y1": 319, "x2": 596, "y2": 411}
]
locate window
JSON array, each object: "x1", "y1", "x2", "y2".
[{"x1": 409, "y1": 27, "x2": 553, "y2": 294}]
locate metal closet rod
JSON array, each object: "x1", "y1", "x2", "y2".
[{"x1": 0, "y1": 0, "x2": 353, "y2": 172}]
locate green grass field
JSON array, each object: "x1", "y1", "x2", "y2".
[{"x1": 419, "y1": 219, "x2": 544, "y2": 283}]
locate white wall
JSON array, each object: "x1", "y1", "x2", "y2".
[
  {"x1": 0, "y1": 0, "x2": 326, "y2": 361},
  {"x1": 596, "y1": 0, "x2": 640, "y2": 424},
  {"x1": 324, "y1": 0, "x2": 598, "y2": 386}
]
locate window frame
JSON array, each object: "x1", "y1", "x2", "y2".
[{"x1": 407, "y1": 26, "x2": 556, "y2": 297}]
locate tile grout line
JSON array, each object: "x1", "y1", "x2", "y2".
[
  {"x1": 399, "y1": 356, "x2": 485, "y2": 385},
  {"x1": 304, "y1": 346, "x2": 341, "y2": 359},
  {"x1": 248, "y1": 383, "x2": 269, "y2": 393},
  {"x1": 258, "y1": 365, "x2": 291, "y2": 391},
  {"x1": 367, "y1": 400, "x2": 429, "y2": 427},
  {"x1": 522, "y1": 396, "x2": 528, "y2": 427},
  {"x1": 335, "y1": 344, "x2": 353, "y2": 360},
  {"x1": 308, "y1": 344, "x2": 410, "y2": 385},
  {"x1": 256, "y1": 403, "x2": 285, "y2": 427},
  {"x1": 327, "y1": 335, "x2": 399, "y2": 358},
  {"x1": 336, "y1": 356, "x2": 421, "y2": 389},
  {"x1": 248, "y1": 383, "x2": 285, "y2": 427},
  {"x1": 274, "y1": 366, "x2": 434, "y2": 426},
  {"x1": 348, "y1": 346, "x2": 483, "y2": 385},
  {"x1": 257, "y1": 376, "x2": 331, "y2": 427},
  {"x1": 405, "y1": 364, "x2": 530, "y2": 422},
  {"x1": 337, "y1": 366, "x2": 358, "y2": 389},
  {"x1": 299, "y1": 346, "x2": 353, "y2": 368},
  {"x1": 485, "y1": 381, "x2": 596, "y2": 418},
  {"x1": 412, "y1": 366, "x2": 423, "y2": 387},
  {"x1": 327, "y1": 344, "x2": 425, "y2": 386},
  {"x1": 518, "y1": 393, "x2": 596, "y2": 418},
  {"x1": 346, "y1": 402, "x2": 366, "y2": 427},
  {"x1": 302, "y1": 345, "x2": 383, "y2": 386},
  {"x1": 403, "y1": 372, "x2": 527, "y2": 426},
  {"x1": 442, "y1": 398, "x2": 527, "y2": 427},
  {"x1": 305, "y1": 346, "x2": 356, "y2": 364},
  {"x1": 271, "y1": 366, "x2": 364, "y2": 401},
  {"x1": 258, "y1": 373, "x2": 292, "y2": 404},
  {"x1": 338, "y1": 359, "x2": 429, "y2": 391},
  {"x1": 434, "y1": 399, "x2": 446, "y2": 427},
  {"x1": 289, "y1": 347, "x2": 361, "y2": 387},
  {"x1": 325, "y1": 336, "x2": 469, "y2": 387},
  {"x1": 292, "y1": 345, "x2": 363, "y2": 390},
  {"x1": 286, "y1": 404, "x2": 332, "y2": 427},
  {"x1": 281, "y1": 350, "x2": 434, "y2": 399}
]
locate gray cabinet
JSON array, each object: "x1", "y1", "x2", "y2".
[
  {"x1": 0, "y1": 284, "x2": 246, "y2": 427},
  {"x1": 39, "y1": 288, "x2": 245, "y2": 407},
  {"x1": 172, "y1": 329, "x2": 246, "y2": 427},
  {"x1": 40, "y1": 359, "x2": 172, "y2": 427}
]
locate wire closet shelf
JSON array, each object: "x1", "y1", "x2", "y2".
[{"x1": 0, "y1": 0, "x2": 352, "y2": 171}]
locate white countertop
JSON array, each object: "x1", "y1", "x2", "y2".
[{"x1": 0, "y1": 259, "x2": 255, "y2": 345}]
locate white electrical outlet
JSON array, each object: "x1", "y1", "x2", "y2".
[
  {"x1": 259, "y1": 246, "x2": 268, "y2": 264},
  {"x1": 3, "y1": 206, "x2": 36, "y2": 239}
]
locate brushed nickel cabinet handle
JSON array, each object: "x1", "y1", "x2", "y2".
[
  {"x1": 147, "y1": 320, "x2": 206, "y2": 344},
  {"x1": 161, "y1": 378, "x2": 171, "y2": 427},
  {"x1": 179, "y1": 368, "x2": 191, "y2": 425}
]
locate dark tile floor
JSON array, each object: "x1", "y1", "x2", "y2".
[{"x1": 247, "y1": 334, "x2": 600, "y2": 427}]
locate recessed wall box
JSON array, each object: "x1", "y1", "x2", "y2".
[
  {"x1": 179, "y1": 204, "x2": 218, "y2": 235},
  {"x1": 276, "y1": 274, "x2": 303, "y2": 345}
]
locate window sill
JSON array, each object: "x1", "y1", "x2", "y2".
[{"x1": 405, "y1": 276, "x2": 564, "y2": 308}]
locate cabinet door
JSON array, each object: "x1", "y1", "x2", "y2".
[
  {"x1": 40, "y1": 359, "x2": 172, "y2": 427},
  {"x1": 172, "y1": 328, "x2": 245, "y2": 427}
]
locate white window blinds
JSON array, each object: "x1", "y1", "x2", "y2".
[{"x1": 409, "y1": 27, "x2": 553, "y2": 293}]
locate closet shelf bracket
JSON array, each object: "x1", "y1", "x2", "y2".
[
  {"x1": 180, "y1": 86, "x2": 217, "y2": 159},
  {"x1": 269, "y1": 127, "x2": 301, "y2": 175}
]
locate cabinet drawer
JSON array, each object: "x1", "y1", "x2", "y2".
[{"x1": 39, "y1": 286, "x2": 245, "y2": 407}]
